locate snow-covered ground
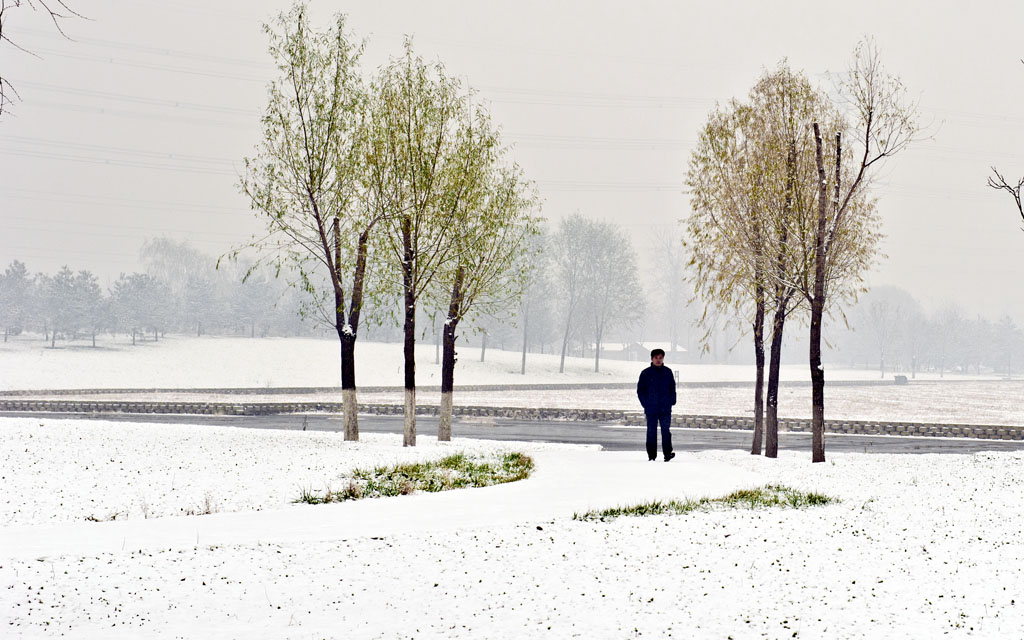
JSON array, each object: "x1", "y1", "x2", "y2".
[
  {"x1": 5, "y1": 334, "x2": 1021, "y2": 425},
  {"x1": 2, "y1": 335, "x2": 1023, "y2": 637},
  {"x1": 0, "y1": 333, "x2": 996, "y2": 390},
  {"x1": 2, "y1": 418, "x2": 1022, "y2": 638}
]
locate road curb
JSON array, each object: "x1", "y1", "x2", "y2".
[{"x1": 1, "y1": 399, "x2": 1021, "y2": 441}]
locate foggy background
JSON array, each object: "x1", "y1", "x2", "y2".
[{"x1": 3, "y1": 0, "x2": 1024, "y2": 371}]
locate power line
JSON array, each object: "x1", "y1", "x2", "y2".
[
  {"x1": 14, "y1": 26, "x2": 272, "y2": 70},
  {"x1": 19, "y1": 80, "x2": 262, "y2": 116},
  {"x1": 5, "y1": 187, "x2": 248, "y2": 215},
  {"x1": 24, "y1": 47, "x2": 270, "y2": 84}
]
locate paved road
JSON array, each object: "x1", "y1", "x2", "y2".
[{"x1": 6, "y1": 411, "x2": 1024, "y2": 455}]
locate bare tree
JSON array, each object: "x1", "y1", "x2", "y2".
[
  {"x1": 808, "y1": 39, "x2": 918, "y2": 462},
  {"x1": 515, "y1": 227, "x2": 553, "y2": 374},
  {"x1": 987, "y1": 167, "x2": 1024, "y2": 231},
  {"x1": 553, "y1": 213, "x2": 592, "y2": 373},
  {"x1": 649, "y1": 225, "x2": 689, "y2": 355},
  {"x1": 0, "y1": 0, "x2": 83, "y2": 116},
  {"x1": 583, "y1": 220, "x2": 645, "y2": 373}
]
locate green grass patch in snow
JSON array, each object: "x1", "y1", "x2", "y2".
[
  {"x1": 573, "y1": 484, "x2": 835, "y2": 521},
  {"x1": 296, "y1": 451, "x2": 534, "y2": 504}
]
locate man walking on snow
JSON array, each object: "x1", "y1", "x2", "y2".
[{"x1": 636, "y1": 348, "x2": 676, "y2": 462}]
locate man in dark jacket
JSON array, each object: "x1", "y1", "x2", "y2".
[{"x1": 636, "y1": 348, "x2": 676, "y2": 462}]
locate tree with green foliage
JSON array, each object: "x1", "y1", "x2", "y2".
[
  {"x1": 687, "y1": 65, "x2": 826, "y2": 457},
  {"x1": 231, "y1": 4, "x2": 374, "y2": 441},
  {"x1": 368, "y1": 42, "x2": 476, "y2": 447},
  {"x1": 435, "y1": 153, "x2": 541, "y2": 440}
]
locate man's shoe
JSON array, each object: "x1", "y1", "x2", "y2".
[
  {"x1": 648, "y1": 457, "x2": 657, "y2": 462},
  {"x1": 664, "y1": 452, "x2": 676, "y2": 462}
]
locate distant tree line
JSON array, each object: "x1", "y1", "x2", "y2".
[
  {"x1": 0, "y1": 239, "x2": 314, "y2": 347},
  {"x1": 830, "y1": 285, "x2": 1024, "y2": 379}
]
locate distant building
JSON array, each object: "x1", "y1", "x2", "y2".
[{"x1": 598, "y1": 341, "x2": 688, "y2": 362}]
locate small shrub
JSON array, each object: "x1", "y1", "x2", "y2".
[
  {"x1": 295, "y1": 450, "x2": 535, "y2": 505},
  {"x1": 574, "y1": 485, "x2": 836, "y2": 522}
]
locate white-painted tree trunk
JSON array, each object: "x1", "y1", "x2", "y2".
[
  {"x1": 403, "y1": 388, "x2": 416, "y2": 446},
  {"x1": 438, "y1": 391, "x2": 453, "y2": 441},
  {"x1": 342, "y1": 388, "x2": 358, "y2": 441}
]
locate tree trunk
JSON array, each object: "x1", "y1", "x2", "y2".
[
  {"x1": 751, "y1": 284, "x2": 765, "y2": 456},
  {"x1": 765, "y1": 306, "x2": 786, "y2": 459},
  {"x1": 520, "y1": 304, "x2": 529, "y2": 375},
  {"x1": 339, "y1": 223, "x2": 374, "y2": 442},
  {"x1": 92, "y1": 330, "x2": 96, "y2": 348},
  {"x1": 480, "y1": 332, "x2": 487, "y2": 362},
  {"x1": 439, "y1": 268, "x2": 465, "y2": 442},
  {"x1": 339, "y1": 332, "x2": 358, "y2": 440},
  {"x1": 402, "y1": 216, "x2": 417, "y2": 447},
  {"x1": 809, "y1": 122, "x2": 833, "y2": 464},
  {"x1": 434, "y1": 319, "x2": 441, "y2": 365},
  {"x1": 131, "y1": 328, "x2": 136, "y2": 346},
  {"x1": 765, "y1": 141, "x2": 796, "y2": 459},
  {"x1": 558, "y1": 317, "x2": 571, "y2": 373}
]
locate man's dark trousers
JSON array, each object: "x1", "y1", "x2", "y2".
[{"x1": 646, "y1": 412, "x2": 673, "y2": 460}]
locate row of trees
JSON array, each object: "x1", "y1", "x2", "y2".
[
  {"x1": 230, "y1": 5, "x2": 545, "y2": 445},
  {"x1": 684, "y1": 41, "x2": 918, "y2": 462},
  {"x1": 0, "y1": 255, "x2": 309, "y2": 346},
  {"x1": 833, "y1": 286, "x2": 1024, "y2": 378}
]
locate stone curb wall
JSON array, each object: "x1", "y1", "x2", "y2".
[
  {"x1": 1, "y1": 399, "x2": 1021, "y2": 441},
  {"x1": 0, "y1": 378, "x2": 925, "y2": 397}
]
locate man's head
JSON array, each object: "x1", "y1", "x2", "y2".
[{"x1": 650, "y1": 348, "x2": 665, "y2": 366}]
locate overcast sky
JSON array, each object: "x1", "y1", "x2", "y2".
[{"x1": 3, "y1": 0, "x2": 1023, "y2": 320}]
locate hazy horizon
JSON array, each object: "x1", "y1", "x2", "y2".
[{"x1": 3, "y1": 0, "x2": 1023, "y2": 320}]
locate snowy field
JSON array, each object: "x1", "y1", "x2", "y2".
[
  {"x1": 0, "y1": 333, "x2": 994, "y2": 391},
  {"x1": 2, "y1": 418, "x2": 1023, "y2": 638},
  {"x1": 2, "y1": 335, "x2": 1024, "y2": 637},
  {"x1": 2, "y1": 334, "x2": 1020, "y2": 426}
]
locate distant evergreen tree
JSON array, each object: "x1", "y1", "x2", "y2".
[{"x1": 0, "y1": 260, "x2": 32, "y2": 341}]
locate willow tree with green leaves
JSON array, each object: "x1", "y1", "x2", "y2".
[
  {"x1": 367, "y1": 42, "x2": 478, "y2": 447},
  {"x1": 229, "y1": 4, "x2": 377, "y2": 441},
  {"x1": 435, "y1": 155, "x2": 541, "y2": 440},
  {"x1": 805, "y1": 39, "x2": 917, "y2": 462},
  {"x1": 686, "y1": 101, "x2": 767, "y2": 454},
  {"x1": 745, "y1": 67, "x2": 833, "y2": 458},
  {"x1": 687, "y1": 63, "x2": 861, "y2": 459}
]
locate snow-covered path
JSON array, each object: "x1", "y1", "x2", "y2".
[
  {"x1": 0, "y1": 445, "x2": 757, "y2": 561},
  {"x1": 3, "y1": 420, "x2": 1022, "y2": 639}
]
